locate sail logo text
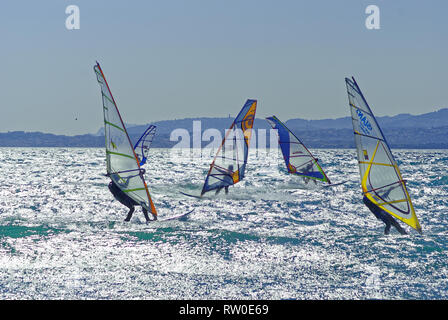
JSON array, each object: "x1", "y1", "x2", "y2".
[{"x1": 356, "y1": 109, "x2": 372, "y2": 134}]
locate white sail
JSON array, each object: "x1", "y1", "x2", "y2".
[
  {"x1": 94, "y1": 62, "x2": 157, "y2": 215},
  {"x1": 346, "y1": 77, "x2": 421, "y2": 232},
  {"x1": 266, "y1": 115, "x2": 331, "y2": 184}
]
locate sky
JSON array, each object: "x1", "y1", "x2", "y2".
[{"x1": 0, "y1": 0, "x2": 447, "y2": 135}]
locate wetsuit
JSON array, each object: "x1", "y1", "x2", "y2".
[
  {"x1": 215, "y1": 165, "x2": 234, "y2": 195},
  {"x1": 363, "y1": 195, "x2": 407, "y2": 235},
  {"x1": 215, "y1": 183, "x2": 230, "y2": 195},
  {"x1": 300, "y1": 162, "x2": 317, "y2": 185},
  {"x1": 108, "y1": 180, "x2": 152, "y2": 222}
]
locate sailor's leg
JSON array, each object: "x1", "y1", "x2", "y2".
[
  {"x1": 215, "y1": 188, "x2": 221, "y2": 195},
  {"x1": 391, "y1": 220, "x2": 407, "y2": 235},
  {"x1": 124, "y1": 206, "x2": 135, "y2": 222},
  {"x1": 225, "y1": 186, "x2": 229, "y2": 195},
  {"x1": 384, "y1": 223, "x2": 391, "y2": 235},
  {"x1": 142, "y1": 207, "x2": 150, "y2": 222}
]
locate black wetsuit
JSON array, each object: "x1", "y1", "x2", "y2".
[
  {"x1": 108, "y1": 180, "x2": 152, "y2": 222},
  {"x1": 363, "y1": 195, "x2": 407, "y2": 235}
]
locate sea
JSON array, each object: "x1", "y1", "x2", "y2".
[{"x1": 0, "y1": 147, "x2": 447, "y2": 300}]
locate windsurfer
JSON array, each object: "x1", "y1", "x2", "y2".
[
  {"x1": 363, "y1": 195, "x2": 407, "y2": 235},
  {"x1": 215, "y1": 165, "x2": 234, "y2": 195},
  {"x1": 300, "y1": 162, "x2": 317, "y2": 185},
  {"x1": 108, "y1": 180, "x2": 157, "y2": 222}
]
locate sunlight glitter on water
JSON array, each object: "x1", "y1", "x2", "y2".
[{"x1": 0, "y1": 148, "x2": 448, "y2": 299}]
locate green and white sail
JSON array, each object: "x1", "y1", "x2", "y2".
[
  {"x1": 94, "y1": 62, "x2": 157, "y2": 215},
  {"x1": 345, "y1": 76, "x2": 421, "y2": 233}
]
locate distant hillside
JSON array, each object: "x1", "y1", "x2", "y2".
[
  {"x1": 284, "y1": 108, "x2": 448, "y2": 131},
  {"x1": 1, "y1": 108, "x2": 448, "y2": 148},
  {"x1": 0, "y1": 131, "x2": 103, "y2": 147},
  {"x1": 110, "y1": 108, "x2": 448, "y2": 136}
]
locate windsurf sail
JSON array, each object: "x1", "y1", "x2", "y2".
[
  {"x1": 134, "y1": 125, "x2": 157, "y2": 166},
  {"x1": 345, "y1": 76, "x2": 421, "y2": 233},
  {"x1": 266, "y1": 115, "x2": 331, "y2": 184},
  {"x1": 94, "y1": 62, "x2": 157, "y2": 216},
  {"x1": 200, "y1": 99, "x2": 257, "y2": 196}
]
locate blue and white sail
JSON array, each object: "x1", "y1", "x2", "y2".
[
  {"x1": 134, "y1": 125, "x2": 156, "y2": 166},
  {"x1": 266, "y1": 115, "x2": 331, "y2": 184}
]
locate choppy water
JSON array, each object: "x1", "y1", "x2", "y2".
[{"x1": 0, "y1": 147, "x2": 447, "y2": 300}]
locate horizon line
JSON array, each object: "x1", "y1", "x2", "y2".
[{"x1": 1, "y1": 106, "x2": 447, "y2": 137}]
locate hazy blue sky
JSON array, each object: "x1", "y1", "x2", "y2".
[{"x1": 1, "y1": 0, "x2": 447, "y2": 135}]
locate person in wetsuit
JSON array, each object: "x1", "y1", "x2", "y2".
[
  {"x1": 215, "y1": 165, "x2": 234, "y2": 195},
  {"x1": 108, "y1": 180, "x2": 156, "y2": 222},
  {"x1": 300, "y1": 161, "x2": 317, "y2": 185},
  {"x1": 363, "y1": 195, "x2": 407, "y2": 235}
]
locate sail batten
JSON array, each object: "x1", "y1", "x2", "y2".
[
  {"x1": 200, "y1": 99, "x2": 257, "y2": 196},
  {"x1": 94, "y1": 62, "x2": 157, "y2": 215},
  {"x1": 346, "y1": 76, "x2": 421, "y2": 232},
  {"x1": 266, "y1": 116, "x2": 331, "y2": 184}
]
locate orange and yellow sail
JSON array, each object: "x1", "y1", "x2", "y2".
[{"x1": 201, "y1": 99, "x2": 257, "y2": 196}]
